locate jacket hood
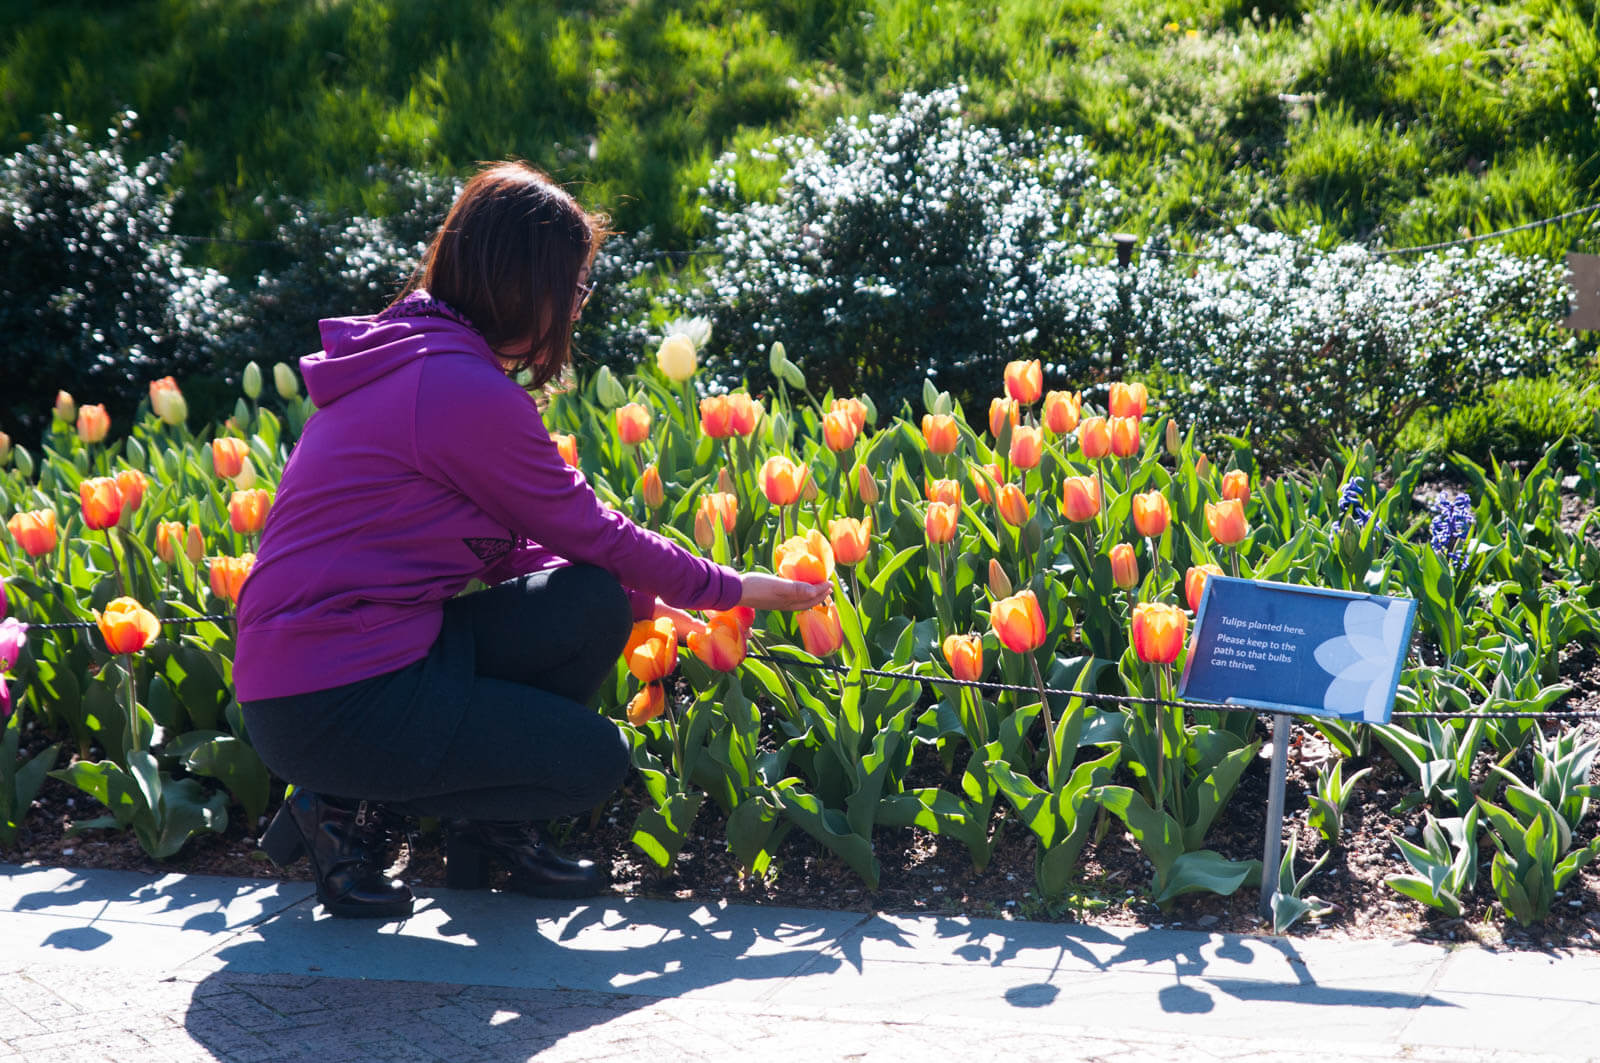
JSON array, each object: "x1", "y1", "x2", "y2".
[{"x1": 301, "y1": 294, "x2": 496, "y2": 406}]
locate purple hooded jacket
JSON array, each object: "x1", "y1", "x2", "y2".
[{"x1": 233, "y1": 295, "x2": 742, "y2": 701}]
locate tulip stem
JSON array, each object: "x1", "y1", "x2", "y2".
[
  {"x1": 123, "y1": 654, "x2": 142, "y2": 759},
  {"x1": 1230, "y1": 549, "x2": 1240, "y2": 580},
  {"x1": 103, "y1": 529, "x2": 127, "y2": 599},
  {"x1": 1028, "y1": 653, "x2": 1058, "y2": 784}
]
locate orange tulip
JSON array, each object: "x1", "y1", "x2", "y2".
[
  {"x1": 831, "y1": 397, "x2": 868, "y2": 434},
  {"x1": 728, "y1": 392, "x2": 762, "y2": 437},
  {"x1": 212, "y1": 437, "x2": 249, "y2": 479},
  {"x1": 988, "y1": 397, "x2": 1020, "y2": 439},
  {"x1": 856, "y1": 464, "x2": 880, "y2": 504},
  {"x1": 761, "y1": 455, "x2": 808, "y2": 506},
  {"x1": 1221, "y1": 469, "x2": 1251, "y2": 505},
  {"x1": 114, "y1": 469, "x2": 148, "y2": 513},
  {"x1": 996, "y1": 484, "x2": 1030, "y2": 527},
  {"x1": 7, "y1": 509, "x2": 57, "y2": 557},
  {"x1": 640, "y1": 464, "x2": 665, "y2": 508},
  {"x1": 774, "y1": 529, "x2": 835, "y2": 584},
  {"x1": 1206, "y1": 499, "x2": 1249, "y2": 545},
  {"x1": 1009, "y1": 425, "x2": 1043, "y2": 469},
  {"x1": 1186, "y1": 563, "x2": 1224, "y2": 613},
  {"x1": 1108, "y1": 381, "x2": 1149, "y2": 420},
  {"x1": 925, "y1": 501, "x2": 959, "y2": 544},
  {"x1": 942, "y1": 633, "x2": 984, "y2": 682},
  {"x1": 698, "y1": 491, "x2": 738, "y2": 535},
  {"x1": 229, "y1": 489, "x2": 272, "y2": 535},
  {"x1": 827, "y1": 516, "x2": 872, "y2": 565},
  {"x1": 797, "y1": 601, "x2": 844, "y2": 657},
  {"x1": 551, "y1": 433, "x2": 579, "y2": 468},
  {"x1": 627, "y1": 683, "x2": 666, "y2": 725},
  {"x1": 1131, "y1": 491, "x2": 1170, "y2": 538},
  {"x1": 699, "y1": 395, "x2": 734, "y2": 439},
  {"x1": 990, "y1": 589, "x2": 1047, "y2": 654},
  {"x1": 1079, "y1": 416, "x2": 1111, "y2": 459},
  {"x1": 1132, "y1": 601, "x2": 1188, "y2": 664},
  {"x1": 925, "y1": 478, "x2": 962, "y2": 508},
  {"x1": 95, "y1": 596, "x2": 159, "y2": 655},
  {"x1": 1108, "y1": 415, "x2": 1141, "y2": 458},
  {"x1": 1004, "y1": 359, "x2": 1043, "y2": 405},
  {"x1": 156, "y1": 521, "x2": 186, "y2": 564},
  {"x1": 1043, "y1": 390, "x2": 1081, "y2": 434},
  {"x1": 625, "y1": 616, "x2": 678, "y2": 682},
  {"x1": 616, "y1": 403, "x2": 651, "y2": 446},
  {"x1": 79, "y1": 477, "x2": 124, "y2": 531},
  {"x1": 208, "y1": 553, "x2": 256, "y2": 602},
  {"x1": 1061, "y1": 475, "x2": 1101, "y2": 523},
  {"x1": 76, "y1": 403, "x2": 110, "y2": 444},
  {"x1": 921, "y1": 413, "x2": 959, "y2": 455},
  {"x1": 823, "y1": 409, "x2": 858, "y2": 451},
  {"x1": 1110, "y1": 542, "x2": 1139, "y2": 590},
  {"x1": 688, "y1": 612, "x2": 747, "y2": 672},
  {"x1": 969, "y1": 462, "x2": 1004, "y2": 504}
]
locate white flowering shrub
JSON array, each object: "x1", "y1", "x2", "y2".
[
  {"x1": 573, "y1": 228, "x2": 665, "y2": 373},
  {"x1": 679, "y1": 86, "x2": 1125, "y2": 407},
  {"x1": 0, "y1": 112, "x2": 240, "y2": 440},
  {"x1": 1139, "y1": 229, "x2": 1575, "y2": 461}
]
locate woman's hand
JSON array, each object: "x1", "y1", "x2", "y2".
[
  {"x1": 737, "y1": 572, "x2": 832, "y2": 612},
  {"x1": 651, "y1": 601, "x2": 706, "y2": 638}
]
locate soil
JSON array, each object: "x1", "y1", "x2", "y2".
[{"x1": 6, "y1": 479, "x2": 1600, "y2": 949}]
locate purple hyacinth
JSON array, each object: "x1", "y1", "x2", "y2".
[
  {"x1": 1429, "y1": 493, "x2": 1474, "y2": 565},
  {"x1": 1338, "y1": 477, "x2": 1371, "y2": 524}
]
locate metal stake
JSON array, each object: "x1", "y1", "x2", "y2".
[{"x1": 1259, "y1": 712, "x2": 1291, "y2": 920}]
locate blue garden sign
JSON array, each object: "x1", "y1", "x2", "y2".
[{"x1": 1178, "y1": 576, "x2": 1417, "y2": 723}]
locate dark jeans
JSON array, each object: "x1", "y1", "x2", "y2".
[{"x1": 241, "y1": 565, "x2": 634, "y2": 821}]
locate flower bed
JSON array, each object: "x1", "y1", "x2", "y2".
[{"x1": 4, "y1": 340, "x2": 1599, "y2": 932}]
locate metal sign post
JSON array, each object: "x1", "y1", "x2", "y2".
[{"x1": 1260, "y1": 713, "x2": 1291, "y2": 920}]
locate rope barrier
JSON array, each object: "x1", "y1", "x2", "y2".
[
  {"x1": 12, "y1": 615, "x2": 1598, "y2": 723},
  {"x1": 1371, "y1": 203, "x2": 1600, "y2": 257},
  {"x1": 745, "y1": 650, "x2": 1600, "y2": 722}
]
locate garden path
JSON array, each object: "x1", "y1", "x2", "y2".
[{"x1": 1, "y1": 863, "x2": 1596, "y2": 1062}]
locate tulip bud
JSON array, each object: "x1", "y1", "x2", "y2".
[
  {"x1": 159, "y1": 389, "x2": 188, "y2": 426},
  {"x1": 552, "y1": 433, "x2": 579, "y2": 468},
  {"x1": 1131, "y1": 490, "x2": 1170, "y2": 538},
  {"x1": 76, "y1": 404, "x2": 110, "y2": 444},
  {"x1": 1221, "y1": 469, "x2": 1251, "y2": 505},
  {"x1": 1108, "y1": 415, "x2": 1140, "y2": 458},
  {"x1": 114, "y1": 469, "x2": 148, "y2": 513},
  {"x1": 801, "y1": 471, "x2": 819, "y2": 502},
  {"x1": 988, "y1": 397, "x2": 1020, "y2": 438},
  {"x1": 823, "y1": 409, "x2": 858, "y2": 451},
  {"x1": 616, "y1": 402, "x2": 652, "y2": 446},
  {"x1": 926, "y1": 478, "x2": 962, "y2": 508},
  {"x1": 996, "y1": 483, "x2": 1030, "y2": 527},
  {"x1": 656, "y1": 334, "x2": 698, "y2": 381},
  {"x1": 827, "y1": 516, "x2": 871, "y2": 566},
  {"x1": 716, "y1": 467, "x2": 736, "y2": 496},
  {"x1": 232, "y1": 462, "x2": 257, "y2": 490},
  {"x1": 1164, "y1": 418, "x2": 1181, "y2": 456},
  {"x1": 1110, "y1": 542, "x2": 1139, "y2": 590},
  {"x1": 920, "y1": 413, "x2": 959, "y2": 455},
  {"x1": 7, "y1": 509, "x2": 58, "y2": 558},
  {"x1": 79, "y1": 477, "x2": 124, "y2": 531},
  {"x1": 856, "y1": 464, "x2": 879, "y2": 504},
  {"x1": 990, "y1": 589, "x2": 1047, "y2": 654},
  {"x1": 925, "y1": 501, "x2": 959, "y2": 544},
  {"x1": 1004, "y1": 359, "x2": 1043, "y2": 405},
  {"x1": 242, "y1": 361, "x2": 263, "y2": 400},
  {"x1": 229, "y1": 488, "x2": 273, "y2": 535},
  {"x1": 987, "y1": 558, "x2": 1012, "y2": 598},
  {"x1": 1061, "y1": 475, "x2": 1101, "y2": 523},
  {"x1": 1205, "y1": 499, "x2": 1249, "y2": 546},
  {"x1": 700, "y1": 395, "x2": 733, "y2": 439},
  {"x1": 728, "y1": 393, "x2": 761, "y2": 437},
  {"x1": 761, "y1": 455, "x2": 806, "y2": 506},
  {"x1": 1009, "y1": 425, "x2": 1043, "y2": 469},
  {"x1": 1079, "y1": 416, "x2": 1111, "y2": 460},
  {"x1": 694, "y1": 508, "x2": 715, "y2": 549},
  {"x1": 942, "y1": 633, "x2": 984, "y2": 682},
  {"x1": 1131, "y1": 601, "x2": 1187, "y2": 664},
  {"x1": 212, "y1": 437, "x2": 249, "y2": 479},
  {"x1": 156, "y1": 521, "x2": 185, "y2": 565},
  {"x1": 1195, "y1": 454, "x2": 1211, "y2": 479},
  {"x1": 797, "y1": 602, "x2": 844, "y2": 657},
  {"x1": 274, "y1": 362, "x2": 300, "y2": 399},
  {"x1": 1043, "y1": 390, "x2": 1081, "y2": 435},
  {"x1": 1186, "y1": 563, "x2": 1223, "y2": 613},
  {"x1": 185, "y1": 523, "x2": 204, "y2": 563},
  {"x1": 641, "y1": 464, "x2": 665, "y2": 508},
  {"x1": 0, "y1": 430, "x2": 10, "y2": 466},
  {"x1": 54, "y1": 390, "x2": 75, "y2": 424}
]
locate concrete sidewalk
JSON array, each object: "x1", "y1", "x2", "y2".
[{"x1": 1, "y1": 864, "x2": 1597, "y2": 1062}]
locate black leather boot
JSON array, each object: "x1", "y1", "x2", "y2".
[
  {"x1": 443, "y1": 821, "x2": 606, "y2": 899},
  {"x1": 260, "y1": 790, "x2": 415, "y2": 919}
]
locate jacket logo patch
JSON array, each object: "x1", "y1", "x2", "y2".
[{"x1": 463, "y1": 537, "x2": 513, "y2": 564}]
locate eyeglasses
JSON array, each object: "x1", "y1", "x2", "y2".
[{"x1": 572, "y1": 279, "x2": 595, "y2": 320}]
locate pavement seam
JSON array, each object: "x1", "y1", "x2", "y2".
[
  {"x1": 165, "y1": 886, "x2": 319, "y2": 978},
  {"x1": 749, "y1": 909, "x2": 877, "y2": 1005}
]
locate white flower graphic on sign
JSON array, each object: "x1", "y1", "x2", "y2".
[{"x1": 1313, "y1": 600, "x2": 1410, "y2": 722}]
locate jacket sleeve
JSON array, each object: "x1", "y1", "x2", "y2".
[
  {"x1": 481, "y1": 538, "x2": 661, "y2": 620},
  {"x1": 413, "y1": 356, "x2": 742, "y2": 614}
]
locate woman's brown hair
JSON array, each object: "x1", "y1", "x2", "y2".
[{"x1": 400, "y1": 161, "x2": 608, "y2": 389}]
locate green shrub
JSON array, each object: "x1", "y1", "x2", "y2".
[
  {"x1": 0, "y1": 113, "x2": 239, "y2": 444},
  {"x1": 1395, "y1": 371, "x2": 1600, "y2": 466}
]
